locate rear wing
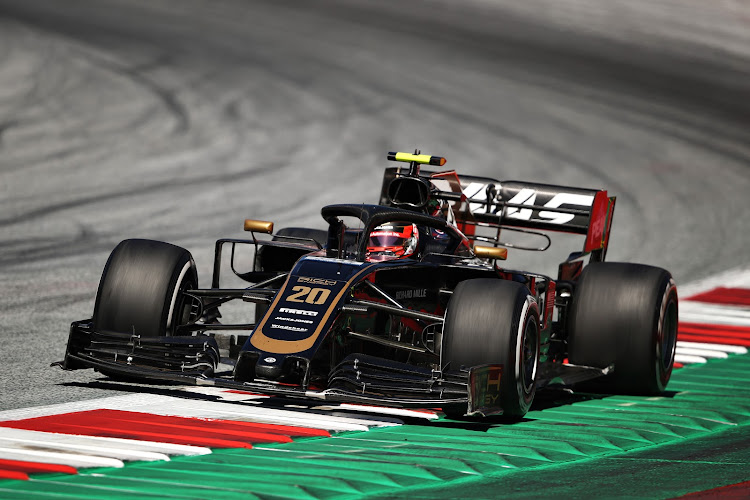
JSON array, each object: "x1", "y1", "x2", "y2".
[{"x1": 379, "y1": 167, "x2": 616, "y2": 259}]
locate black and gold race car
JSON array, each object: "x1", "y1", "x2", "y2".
[{"x1": 56, "y1": 151, "x2": 678, "y2": 418}]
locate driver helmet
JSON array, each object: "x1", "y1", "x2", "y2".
[{"x1": 366, "y1": 222, "x2": 419, "y2": 262}]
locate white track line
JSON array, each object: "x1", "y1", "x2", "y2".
[
  {"x1": 0, "y1": 392, "x2": 401, "y2": 431},
  {"x1": 330, "y1": 404, "x2": 440, "y2": 420},
  {"x1": 677, "y1": 341, "x2": 747, "y2": 355},
  {"x1": 0, "y1": 433, "x2": 170, "y2": 462},
  {"x1": 0, "y1": 428, "x2": 213, "y2": 462},
  {"x1": 0, "y1": 447, "x2": 124, "y2": 469},
  {"x1": 182, "y1": 387, "x2": 271, "y2": 401},
  {"x1": 674, "y1": 270, "x2": 750, "y2": 366},
  {"x1": 184, "y1": 387, "x2": 440, "y2": 420},
  {"x1": 674, "y1": 347, "x2": 728, "y2": 359},
  {"x1": 128, "y1": 395, "x2": 401, "y2": 431},
  {"x1": 0, "y1": 428, "x2": 209, "y2": 457},
  {"x1": 679, "y1": 301, "x2": 750, "y2": 326},
  {"x1": 675, "y1": 354, "x2": 708, "y2": 364},
  {"x1": 678, "y1": 265, "x2": 750, "y2": 298},
  {"x1": 0, "y1": 394, "x2": 166, "y2": 421}
]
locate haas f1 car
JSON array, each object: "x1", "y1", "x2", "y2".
[{"x1": 56, "y1": 152, "x2": 678, "y2": 418}]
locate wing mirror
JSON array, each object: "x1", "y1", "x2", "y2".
[
  {"x1": 244, "y1": 219, "x2": 274, "y2": 234},
  {"x1": 474, "y1": 245, "x2": 508, "y2": 260}
]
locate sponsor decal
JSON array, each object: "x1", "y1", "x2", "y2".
[
  {"x1": 461, "y1": 183, "x2": 595, "y2": 224},
  {"x1": 287, "y1": 286, "x2": 332, "y2": 305},
  {"x1": 270, "y1": 324, "x2": 308, "y2": 332},
  {"x1": 394, "y1": 289, "x2": 428, "y2": 300},
  {"x1": 263, "y1": 357, "x2": 277, "y2": 363},
  {"x1": 275, "y1": 317, "x2": 314, "y2": 325},
  {"x1": 250, "y1": 263, "x2": 376, "y2": 354},
  {"x1": 297, "y1": 277, "x2": 338, "y2": 286},
  {"x1": 461, "y1": 182, "x2": 491, "y2": 213},
  {"x1": 279, "y1": 307, "x2": 318, "y2": 317},
  {"x1": 485, "y1": 367, "x2": 502, "y2": 406},
  {"x1": 505, "y1": 189, "x2": 594, "y2": 224},
  {"x1": 468, "y1": 364, "x2": 504, "y2": 416}
]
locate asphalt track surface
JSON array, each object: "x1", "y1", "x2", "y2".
[{"x1": 1, "y1": 0, "x2": 749, "y2": 441}]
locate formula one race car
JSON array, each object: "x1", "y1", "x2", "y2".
[{"x1": 56, "y1": 151, "x2": 678, "y2": 418}]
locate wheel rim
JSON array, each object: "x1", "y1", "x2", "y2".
[
  {"x1": 660, "y1": 298, "x2": 678, "y2": 371},
  {"x1": 174, "y1": 279, "x2": 199, "y2": 333},
  {"x1": 521, "y1": 316, "x2": 539, "y2": 394},
  {"x1": 167, "y1": 262, "x2": 199, "y2": 335}
]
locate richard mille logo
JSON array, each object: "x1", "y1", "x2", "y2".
[{"x1": 395, "y1": 289, "x2": 427, "y2": 300}]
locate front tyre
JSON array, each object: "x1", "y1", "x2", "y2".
[
  {"x1": 93, "y1": 239, "x2": 198, "y2": 337},
  {"x1": 568, "y1": 262, "x2": 678, "y2": 395},
  {"x1": 442, "y1": 279, "x2": 540, "y2": 418}
]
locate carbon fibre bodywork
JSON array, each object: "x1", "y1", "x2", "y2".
[{"x1": 57, "y1": 159, "x2": 648, "y2": 418}]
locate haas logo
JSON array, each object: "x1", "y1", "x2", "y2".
[
  {"x1": 504, "y1": 189, "x2": 593, "y2": 224},
  {"x1": 461, "y1": 183, "x2": 593, "y2": 224}
]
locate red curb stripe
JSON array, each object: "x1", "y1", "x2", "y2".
[
  {"x1": 679, "y1": 323, "x2": 750, "y2": 337},
  {"x1": 677, "y1": 334, "x2": 750, "y2": 347},
  {"x1": 0, "y1": 470, "x2": 29, "y2": 481},
  {"x1": 0, "y1": 420, "x2": 255, "y2": 449},
  {"x1": 685, "y1": 287, "x2": 750, "y2": 306},
  {"x1": 673, "y1": 479, "x2": 750, "y2": 498},
  {"x1": 83, "y1": 409, "x2": 330, "y2": 438},
  {"x1": 223, "y1": 389, "x2": 269, "y2": 397},
  {"x1": 0, "y1": 409, "x2": 331, "y2": 448},
  {"x1": 0, "y1": 459, "x2": 77, "y2": 475},
  {"x1": 45, "y1": 414, "x2": 294, "y2": 444},
  {"x1": 678, "y1": 322, "x2": 750, "y2": 347}
]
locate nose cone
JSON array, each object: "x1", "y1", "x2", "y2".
[{"x1": 254, "y1": 355, "x2": 284, "y2": 380}]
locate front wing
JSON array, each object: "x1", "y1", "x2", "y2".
[
  {"x1": 56, "y1": 320, "x2": 480, "y2": 415},
  {"x1": 57, "y1": 320, "x2": 612, "y2": 417}
]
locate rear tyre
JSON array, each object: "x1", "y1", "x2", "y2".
[
  {"x1": 442, "y1": 279, "x2": 540, "y2": 418},
  {"x1": 568, "y1": 262, "x2": 678, "y2": 395},
  {"x1": 93, "y1": 239, "x2": 198, "y2": 337}
]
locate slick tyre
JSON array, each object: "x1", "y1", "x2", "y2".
[
  {"x1": 442, "y1": 279, "x2": 540, "y2": 418},
  {"x1": 93, "y1": 239, "x2": 198, "y2": 337},
  {"x1": 568, "y1": 262, "x2": 678, "y2": 395}
]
